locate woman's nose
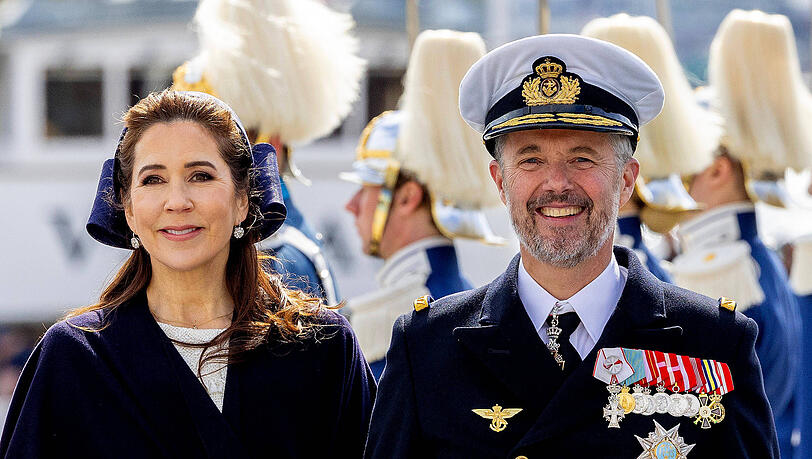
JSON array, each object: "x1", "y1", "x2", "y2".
[{"x1": 164, "y1": 181, "x2": 194, "y2": 212}]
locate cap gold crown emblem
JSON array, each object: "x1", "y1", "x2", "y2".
[
  {"x1": 535, "y1": 58, "x2": 564, "y2": 78},
  {"x1": 522, "y1": 57, "x2": 580, "y2": 106}
]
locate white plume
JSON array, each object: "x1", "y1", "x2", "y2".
[
  {"x1": 192, "y1": 0, "x2": 365, "y2": 144},
  {"x1": 398, "y1": 30, "x2": 500, "y2": 209},
  {"x1": 582, "y1": 14, "x2": 721, "y2": 178},
  {"x1": 709, "y1": 9, "x2": 812, "y2": 175}
]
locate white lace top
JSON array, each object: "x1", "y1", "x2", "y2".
[{"x1": 157, "y1": 323, "x2": 228, "y2": 412}]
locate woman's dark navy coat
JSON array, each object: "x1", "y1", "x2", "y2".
[{"x1": 0, "y1": 293, "x2": 376, "y2": 458}]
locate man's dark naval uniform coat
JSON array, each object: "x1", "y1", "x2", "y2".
[{"x1": 365, "y1": 246, "x2": 777, "y2": 458}]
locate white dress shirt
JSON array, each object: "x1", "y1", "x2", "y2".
[{"x1": 517, "y1": 254, "x2": 628, "y2": 359}]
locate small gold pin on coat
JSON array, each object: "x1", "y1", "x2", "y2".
[{"x1": 472, "y1": 404, "x2": 523, "y2": 432}]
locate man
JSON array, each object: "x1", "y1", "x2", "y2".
[
  {"x1": 172, "y1": 0, "x2": 366, "y2": 304},
  {"x1": 669, "y1": 10, "x2": 806, "y2": 457},
  {"x1": 342, "y1": 30, "x2": 503, "y2": 379},
  {"x1": 365, "y1": 34, "x2": 777, "y2": 458}
]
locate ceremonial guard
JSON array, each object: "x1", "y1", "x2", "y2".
[
  {"x1": 365, "y1": 34, "x2": 777, "y2": 458},
  {"x1": 667, "y1": 10, "x2": 807, "y2": 458},
  {"x1": 172, "y1": 0, "x2": 366, "y2": 304},
  {"x1": 582, "y1": 15, "x2": 721, "y2": 285},
  {"x1": 342, "y1": 30, "x2": 504, "y2": 379}
]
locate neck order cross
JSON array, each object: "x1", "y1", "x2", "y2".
[
  {"x1": 545, "y1": 302, "x2": 581, "y2": 372},
  {"x1": 546, "y1": 304, "x2": 566, "y2": 369}
]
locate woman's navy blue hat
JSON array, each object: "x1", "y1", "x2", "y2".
[{"x1": 86, "y1": 91, "x2": 287, "y2": 249}]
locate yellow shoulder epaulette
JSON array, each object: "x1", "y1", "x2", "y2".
[
  {"x1": 718, "y1": 297, "x2": 737, "y2": 312},
  {"x1": 413, "y1": 295, "x2": 433, "y2": 312}
]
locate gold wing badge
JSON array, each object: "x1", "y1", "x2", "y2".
[{"x1": 472, "y1": 404, "x2": 523, "y2": 432}]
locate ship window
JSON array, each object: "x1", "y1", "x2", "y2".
[
  {"x1": 45, "y1": 68, "x2": 103, "y2": 137},
  {"x1": 366, "y1": 70, "x2": 404, "y2": 124},
  {"x1": 128, "y1": 66, "x2": 173, "y2": 106}
]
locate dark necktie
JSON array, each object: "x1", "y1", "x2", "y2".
[{"x1": 546, "y1": 304, "x2": 582, "y2": 375}]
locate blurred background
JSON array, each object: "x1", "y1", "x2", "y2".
[{"x1": 1, "y1": 0, "x2": 812, "y2": 428}]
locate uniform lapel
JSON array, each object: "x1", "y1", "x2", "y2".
[
  {"x1": 454, "y1": 255, "x2": 566, "y2": 411},
  {"x1": 515, "y1": 246, "x2": 682, "y2": 449}
]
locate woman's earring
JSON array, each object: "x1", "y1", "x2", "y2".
[
  {"x1": 233, "y1": 225, "x2": 245, "y2": 239},
  {"x1": 130, "y1": 234, "x2": 141, "y2": 249}
]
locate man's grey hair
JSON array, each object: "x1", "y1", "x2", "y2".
[
  {"x1": 607, "y1": 134, "x2": 634, "y2": 173},
  {"x1": 492, "y1": 132, "x2": 634, "y2": 172},
  {"x1": 492, "y1": 135, "x2": 508, "y2": 166}
]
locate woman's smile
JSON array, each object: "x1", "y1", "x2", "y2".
[{"x1": 158, "y1": 225, "x2": 204, "y2": 241}]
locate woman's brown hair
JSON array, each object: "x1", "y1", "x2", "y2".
[{"x1": 67, "y1": 90, "x2": 324, "y2": 372}]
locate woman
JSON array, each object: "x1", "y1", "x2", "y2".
[{"x1": 0, "y1": 90, "x2": 376, "y2": 458}]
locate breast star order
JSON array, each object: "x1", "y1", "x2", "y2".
[{"x1": 635, "y1": 420, "x2": 695, "y2": 459}]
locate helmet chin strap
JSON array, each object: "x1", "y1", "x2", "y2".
[{"x1": 368, "y1": 160, "x2": 401, "y2": 257}]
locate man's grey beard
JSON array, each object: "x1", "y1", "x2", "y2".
[{"x1": 505, "y1": 184, "x2": 619, "y2": 268}]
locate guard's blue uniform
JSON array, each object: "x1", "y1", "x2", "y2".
[
  {"x1": 260, "y1": 182, "x2": 340, "y2": 304},
  {"x1": 616, "y1": 215, "x2": 672, "y2": 283},
  {"x1": 673, "y1": 205, "x2": 801, "y2": 457},
  {"x1": 364, "y1": 239, "x2": 472, "y2": 379},
  {"x1": 790, "y1": 234, "x2": 812, "y2": 459},
  {"x1": 365, "y1": 247, "x2": 778, "y2": 458},
  {"x1": 722, "y1": 209, "x2": 801, "y2": 457},
  {"x1": 798, "y1": 292, "x2": 811, "y2": 459},
  {"x1": 423, "y1": 244, "x2": 473, "y2": 300}
]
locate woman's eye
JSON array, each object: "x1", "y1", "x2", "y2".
[
  {"x1": 142, "y1": 175, "x2": 163, "y2": 185},
  {"x1": 191, "y1": 172, "x2": 213, "y2": 182}
]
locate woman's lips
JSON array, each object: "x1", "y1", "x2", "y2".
[{"x1": 159, "y1": 227, "x2": 203, "y2": 241}]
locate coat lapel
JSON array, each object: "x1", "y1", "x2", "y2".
[
  {"x1": 453, "y1": 255, "x2": 566, "y2": 411},
  {"x1": 102, "y1": 294, "x2": 245, "y2": 457},
  {"x1": 515, "y1": 246, "x2": 683, "y2": 449}
]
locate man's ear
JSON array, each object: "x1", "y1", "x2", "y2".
[
  {"x1": 489, "y1": 160, "x2": 507, "y2": 205},
  {"x1": 618, "y1": 158, "x2": 639, "y2": 207},
  {"x1": 714, "y1": 155, "x2": 734, "y2": 181},
  {"x1": 392, "y1": 181, "x2": 424, "y2": 215}
]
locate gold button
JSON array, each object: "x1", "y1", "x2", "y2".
[{"x1": 516, "y1": 456, "x2": 528, "y2": 459}]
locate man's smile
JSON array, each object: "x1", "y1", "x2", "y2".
[{"x1": 538, "y1": 206, "x2": 584, "y2": 218}]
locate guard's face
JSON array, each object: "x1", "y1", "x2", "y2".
[
  {"x1": 124, "y1": 121, "x2": 249, "y2": 273},
  {"x1": 489, "y1": 129, "x2": 637, "y2": 268},
  {"x1": 345, "y1": 184, "x2": 382, "y2": 255},
  {"x1": 685, "y1": 163, "x2": 715, "y2": 206}
]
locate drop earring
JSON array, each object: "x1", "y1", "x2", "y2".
[
  {"x1": 233, "y1": 225, "x2": 245, "y2": 239},
  {"x1": 130, "y1": 234, "x2": 141, "y2": 249}
]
